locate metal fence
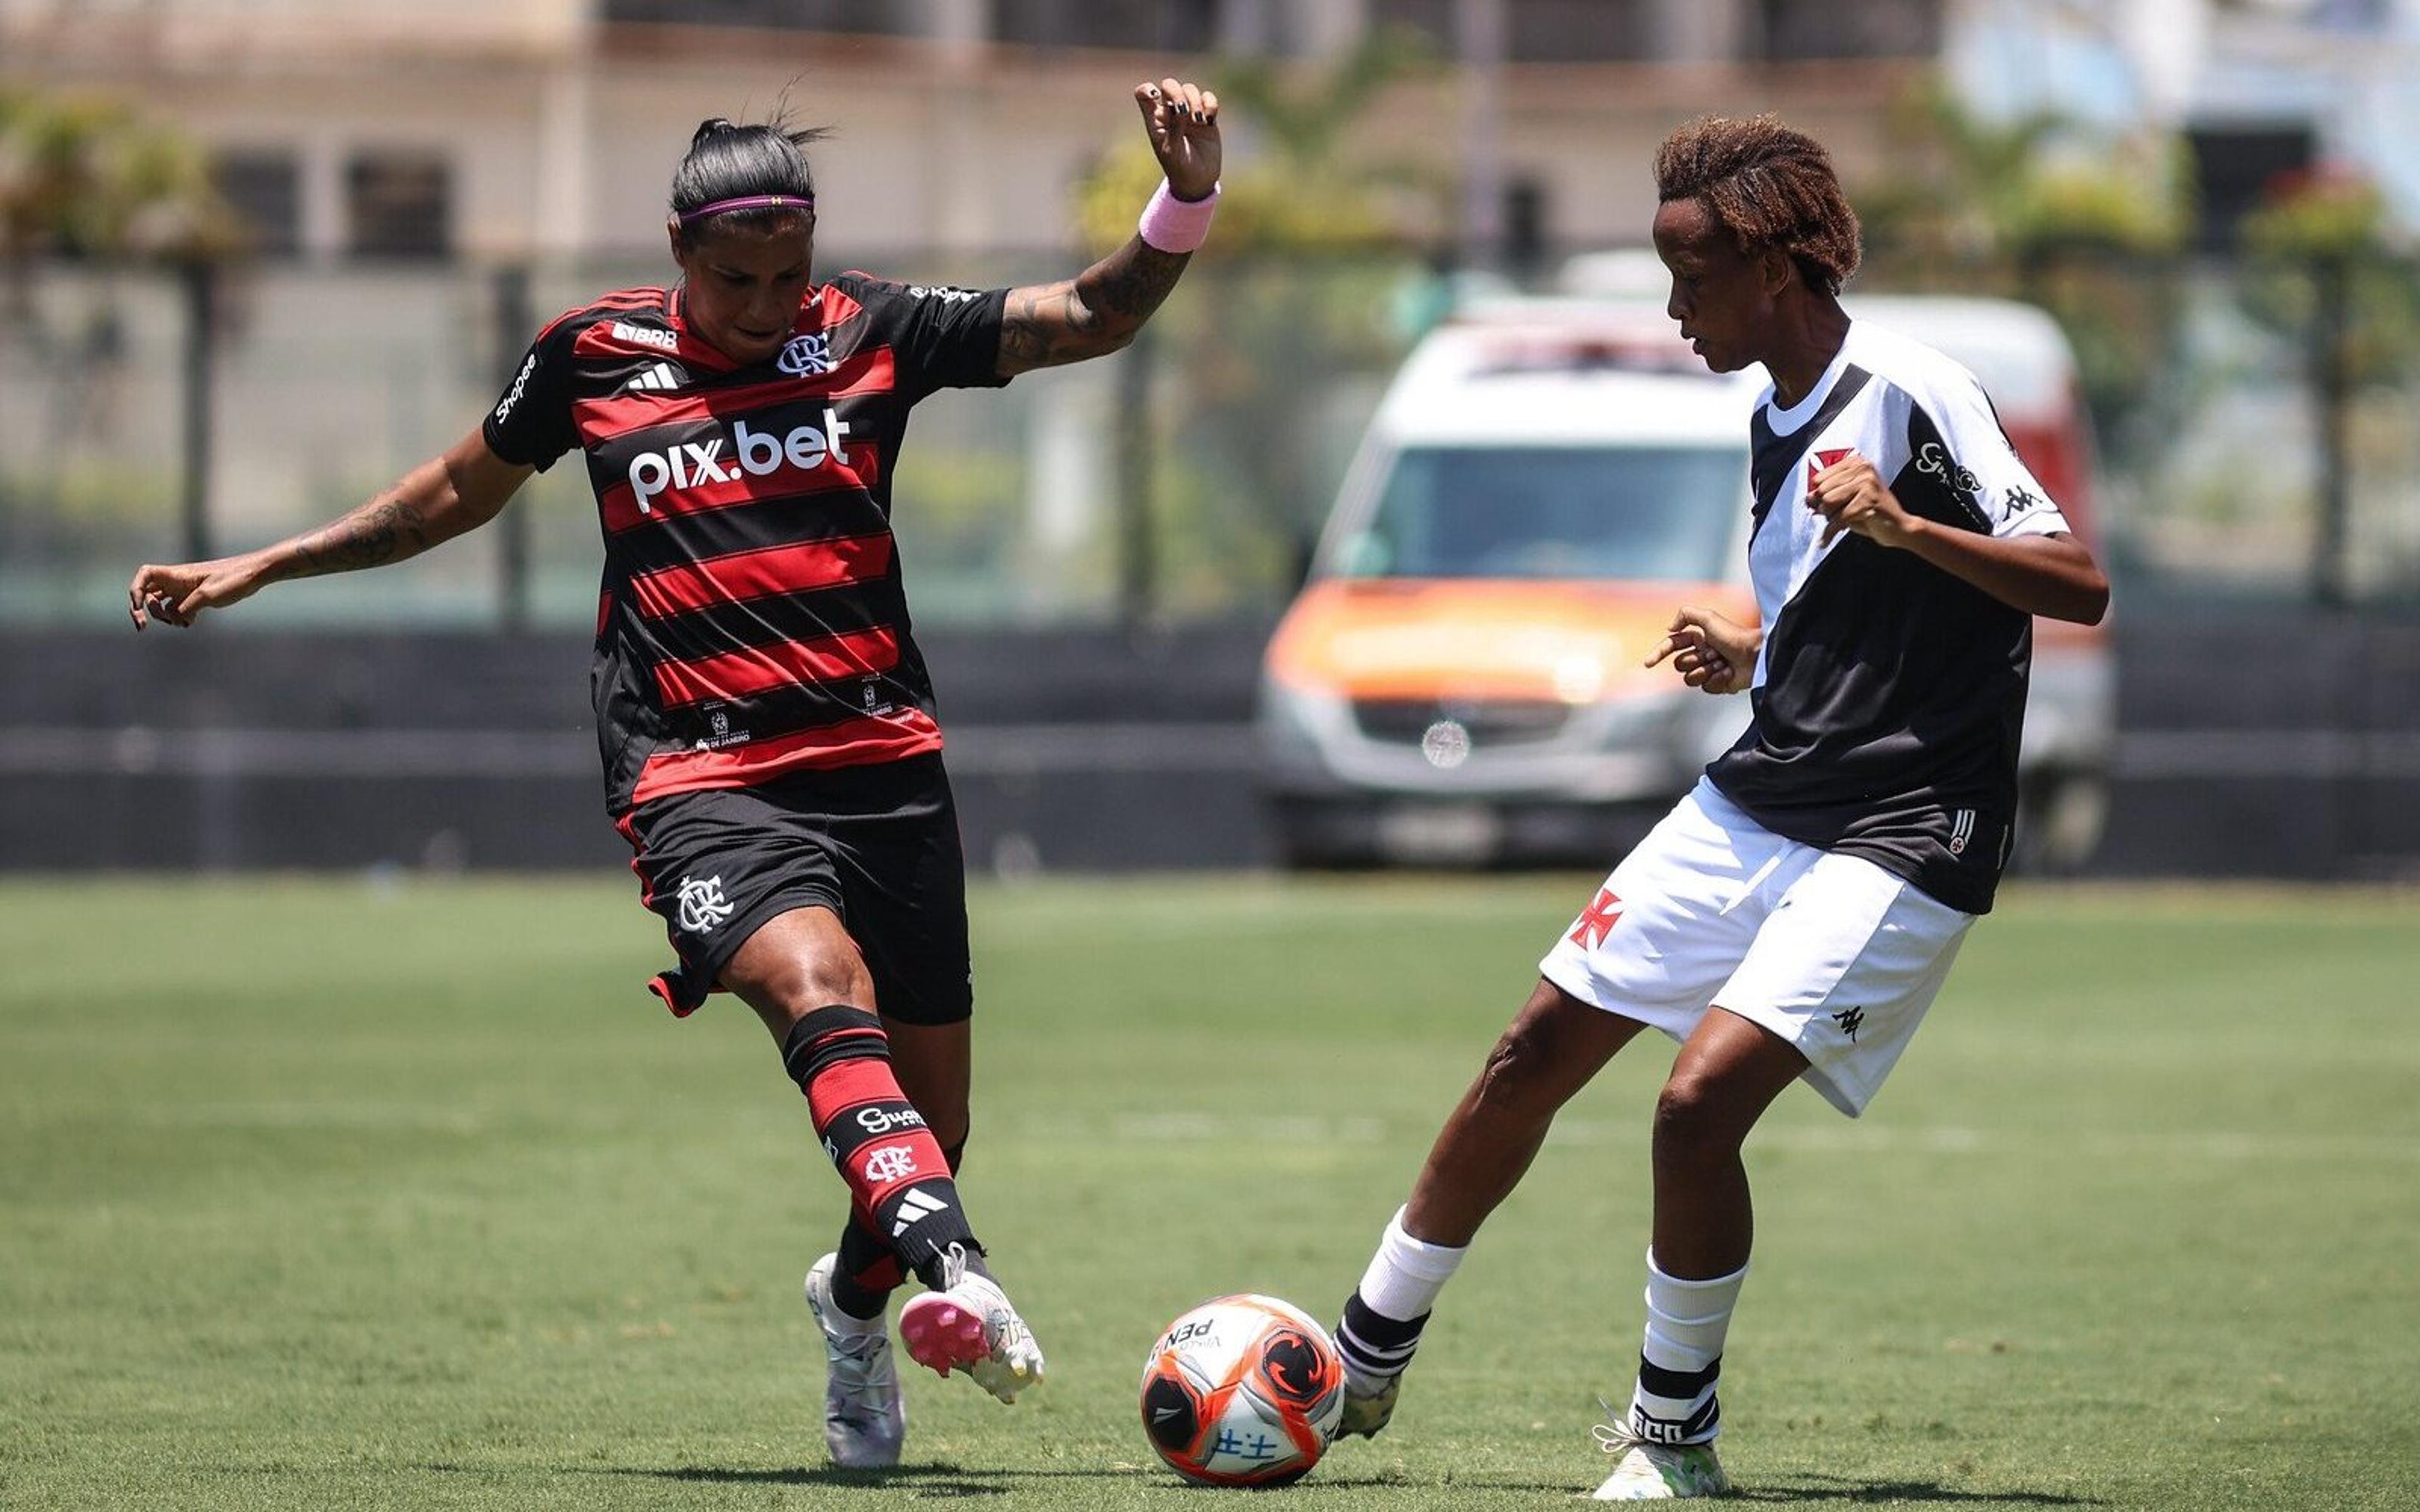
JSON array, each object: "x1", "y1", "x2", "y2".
[{"x1": 5, "y1": 244, "x2": 2419, "y2": 633}]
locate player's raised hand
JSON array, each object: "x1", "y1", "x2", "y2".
[
  {"x1": 127, "y1": 554, "x2": 265, "y2": 630},
  {"x1": 1135, "y1": 77, "x2": 1221, "y2": 201},
  {"x1": 1807, "y1": 450, "x2": 1920, "y2": 550},
  {"x1": 1645, "y1": 605, "x2": 1759, "y2": 695}
]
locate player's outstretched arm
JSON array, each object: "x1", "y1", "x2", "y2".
[
  {"x1": 128, "y1": 429, "x2": 534, "y2": 629},
  {"x1": 996, "y1": 77, "x2": 1221, "y2": 376}
]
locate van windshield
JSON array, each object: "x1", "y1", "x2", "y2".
[{"x1": 1336, "y1": 445, "x2": 1746, "y2": 581}]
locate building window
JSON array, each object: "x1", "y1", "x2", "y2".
[
  {"x1": 1372, "y1": 1, "x2": 1650, "y2": 62},
  {"x1": 993, "y1": 0, "x2": 1218, "y2": 52},
  {"x1": 1758, "y1": 0, "x2": 1943, "y2": 60},
  {"x1": 213, "y1": 149, "x2": 301, "y2": 258},
  {"x1": 599, "y1": 0, "x2": 919, "y2": 31},
  {"x1": 346, "y1": 151, "x2": 451, "y2": 260}
]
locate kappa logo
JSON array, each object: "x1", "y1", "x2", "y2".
[
  {"x1": 1831, "y1": 1005, "x2": 1865, "y2": 1041},
  {"x1": 861, "y1": 1144, "x2": 921, "y2": 1184},
  {"x1": 611, "y1": 319, "x2": 680, "y2": 352},
  {"x1": 625, "y1": 407, "x2": 853, "y2": 513},
  {"x1": 777, "y1": 331, "x2": 833, "y2": 376},
  {"x1": 675, "y1": 874, "x2": 736, "y2": 934},
  {"x1": 1569, "y1": 888, "x2": 1623, "y2": 950}
]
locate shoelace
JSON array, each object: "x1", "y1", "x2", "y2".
[{"x1": 1591, "y1": 1394, "x2": 1648, "y2": 1457}]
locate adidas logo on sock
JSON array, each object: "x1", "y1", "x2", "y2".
[{"x1": 890, "y1": 1186, "x2": 952, "y2": 1238}]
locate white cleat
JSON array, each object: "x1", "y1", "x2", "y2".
[
  {"x1": 1588, "y1": 1414, "x2": 1730, "y2": 1500},
  {"x1": 896, "y1": 1247, "x2": 1046, "y2": 1404},
  {"x1": 803, "y1": 1254, "x2": 906, "y2": 1469},
  {"x1": 1336, "y1": 1363, "x2": 1401, "y2": 1439}
]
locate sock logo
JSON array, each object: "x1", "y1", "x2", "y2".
[
  {"x1": 860, "y1": 1143, "x2": 921, "y2": 1184},
  {"x1": 890, "y1": 1186, "x2": 951, "y2": 1238}
]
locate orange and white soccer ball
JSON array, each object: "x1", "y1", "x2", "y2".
[{"x1": 1139, "y1": 1294, "x2": 1345, "y2": 1487}]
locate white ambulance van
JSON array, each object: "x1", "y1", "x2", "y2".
[{"x1": 1257, "y1": 289, "x2": 2114, "y2": 868}]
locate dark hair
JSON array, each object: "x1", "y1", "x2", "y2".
[
  {"x1": 669, "y1": 115, "x2": 831, "y2": 241},
  {"x1": 1654, "y1": 115, "x2": 1860, "y2": 297}
]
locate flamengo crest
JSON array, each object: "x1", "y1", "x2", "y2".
[{"x1": 778, "y1": 332, "x2": 833, "y2": 376}]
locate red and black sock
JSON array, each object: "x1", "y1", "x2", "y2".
[
  {"x1": 829, "y1": 1134, "x2": 969, "y2": 1319},
  {"x1": 781, "y1": 1005, "x2": 979, "y2": 1290}
]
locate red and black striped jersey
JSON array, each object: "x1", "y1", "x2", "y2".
[{"x1": 481, "y1": 273, "x2": 1010, "y2": 815}]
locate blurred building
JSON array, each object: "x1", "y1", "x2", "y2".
[
  {"x1": 1949, "y1": 0, "x2": 2420, "y2": 240},
  {"x1": 6, "y1": 0, "x2": 1945, "y2": 260}
]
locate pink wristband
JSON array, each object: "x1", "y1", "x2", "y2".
[{"x1": 1138, "y1": 180, "x2": 1219, "y2": 253}]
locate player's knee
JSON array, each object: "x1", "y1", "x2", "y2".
[
  {"x1": 1651, "y1": 1071, "x2": 1744, "y2": 1162},
  {"x1": 747, "y1": 951, "x2": 875, "y2": 1033},
  {"x1": 1473, "y1": 1021, "x2": 1560, "y2": 1113}
]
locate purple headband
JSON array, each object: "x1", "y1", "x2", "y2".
[{"x1": 676, "y1": 193, "x2": 815, "y2": 227}]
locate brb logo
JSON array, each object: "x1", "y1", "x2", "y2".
[{"x1": 626, "y1": 407, "x2": 853, "y2": 514}]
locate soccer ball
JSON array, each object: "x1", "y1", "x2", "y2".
[{"x1": 1139, "y1": 1294, "x2": 1345, "y2": 1487}]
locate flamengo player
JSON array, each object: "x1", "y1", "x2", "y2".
[
  {"x1": 128, "y1": 80, "x2": 1225, "y2": 1470},
  {"x1": 1328, "y1": 116, "x2": 2110, "y2": 1499}
]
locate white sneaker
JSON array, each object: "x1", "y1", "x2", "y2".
[
  {"x1": 1588, "y1": 1411, "x2": 1729, "y2": 1500},
  {"x1": 896, "y1": 1245, "x2": 1046, "y2": 1404},
  {"x1": 1335, "y1": 1363, "x2": 1401, "y2": 1439},
  {"x1": 803, "y1": 1254, "x2": 905, "y2": 1469}
]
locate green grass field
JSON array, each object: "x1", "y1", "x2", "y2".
[{"x1": 3, "y1": 876, "x2": 2415, "y2": 1509}]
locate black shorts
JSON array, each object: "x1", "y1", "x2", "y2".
[{"x1": 615, "y1": 753, "x2": 972, "y2": 1025}]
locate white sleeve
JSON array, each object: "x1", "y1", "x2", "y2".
[{"x1": 1922, "y1": 373, "x2": 2071, "y2": 541}]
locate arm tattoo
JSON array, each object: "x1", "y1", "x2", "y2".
[
  {"x1": 1000, "y1": 239, "x2": 1191, "y2": 372},
  {"x1": 284, "y1": 497, "x2": 434, "y2": 579}
]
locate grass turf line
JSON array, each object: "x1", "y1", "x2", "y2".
[{"x1": 2, "y1": 877, "x2": 2414, "y2": 1509}]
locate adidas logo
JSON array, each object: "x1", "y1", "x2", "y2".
[
  {"x1": 624, "y1": 361, "x2": 683, "y2": 393},
  {"x1": 890, "y1": 1186, "x2": 951, "y2": 1238}
]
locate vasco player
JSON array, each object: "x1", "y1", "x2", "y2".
[
  {"x1": 1327, "y1": 117, "x2": 2110, "y2": 1499},
  {"x1": 129, "y1": 79, "x2": 1225, "y2": 1469}
]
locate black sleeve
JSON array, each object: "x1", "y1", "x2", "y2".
[
  {"x1": 481, "y1": 315, "x2": 582, "y2": 472},
  {"x1": 838, "y1": 272, "x2": 1012, "y2": 399}
]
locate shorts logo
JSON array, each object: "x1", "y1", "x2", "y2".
[
  {"x1": 778, "y1": 332, "x2": 833, "y2": 376},
  {"x1": 1831, "y1": 1005, "x2": 1865, "y2": 1041},
  {"x1": 1569, "y1": 888, "x2": 1623, "y2": 950},
  {"x1": 1948, "y1": 808, "x2": 1977, "y2": 856},
  {"x1": 675, "y1": 874, "x2": 736, "y2": 934},
  {"x1": 861, "y1": 1144, "x2": 921, "y2": 1184}
]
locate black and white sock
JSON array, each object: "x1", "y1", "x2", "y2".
[
  {"x1": 1337, "y1": 1207, "x2": 1465, "y2": 1385},
  {"x1": 1627, "y1": 1250, "x2": 1746, "y2": 1446}
]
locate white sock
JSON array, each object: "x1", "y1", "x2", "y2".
[
  {"x1": 1355, "y1": 1207, "x2": 1468, "y2": 1322},
  {"x1": 1628, "y1": 1249, "x2": 1746, "y2": 1446}
]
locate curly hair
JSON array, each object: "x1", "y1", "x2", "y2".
[{"x1": 1654, "y1": 115, "x2": 1861, "y2": 297}]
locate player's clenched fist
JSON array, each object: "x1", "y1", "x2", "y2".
[
  {"x1": 1135, "y1": 77, "x2": 1220, "y2": 201},
  {"x1": 1806, "y1": 450, "x2": 1921, "y2": 550}
]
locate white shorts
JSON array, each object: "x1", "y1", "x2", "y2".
[{"x1": 1538, "y1": 779, "x2": 1975, "y2": 1117}]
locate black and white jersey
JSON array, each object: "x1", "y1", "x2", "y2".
[{"x1": 1705, "y1": 321, "x2": 2071, "y2": 915}]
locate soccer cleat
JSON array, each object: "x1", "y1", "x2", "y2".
[
  {"x1": 1588, "y1": 1408, "x2": 1730, "y2": 1500},
  {"x1": 1335, "y1": 1363, "x2": 1402, "y2": 1439},
  {"x1": 803, "y1": 1254, "x2": 906, "y2": 1469},
  {"x1": 896, "y1": 1246, "x2": 1046, "y2": 1404}
]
